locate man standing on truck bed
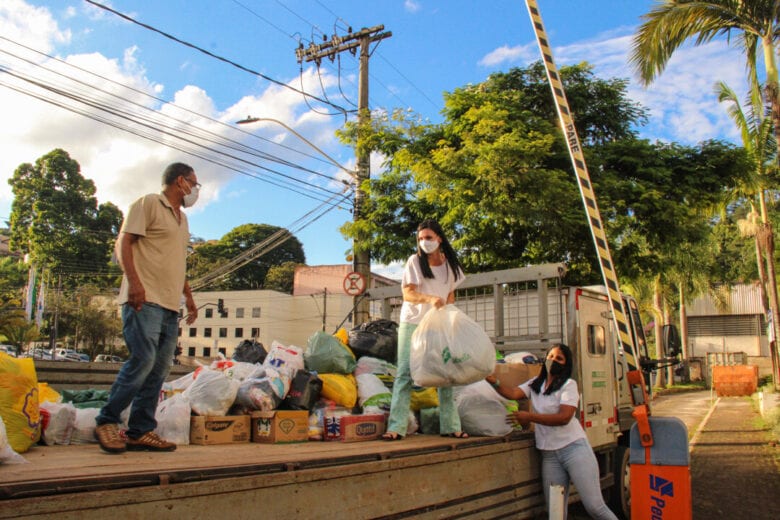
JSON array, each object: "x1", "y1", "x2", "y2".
[{"x1": 94, "y1": 162, "x2": 199, "y2": 454}]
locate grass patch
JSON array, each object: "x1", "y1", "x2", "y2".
[{"x1": 653, "y1": 380, "x2": 708, "y2": 396}]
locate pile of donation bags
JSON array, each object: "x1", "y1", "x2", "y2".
[{"x1": 0, "y1": 305, "x2": 540, "y2": 459}]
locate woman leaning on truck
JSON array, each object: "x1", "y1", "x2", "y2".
[{"x1": 486, "y1": 344, "x2": 618, "y2": 520}]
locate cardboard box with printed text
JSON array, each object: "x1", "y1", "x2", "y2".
[
  {"x1": 190, "y1": 415, "x2": 251, "y2": 445},
  {"x1": 251, "y1": 410, "x2": 309, "y2": 443}
]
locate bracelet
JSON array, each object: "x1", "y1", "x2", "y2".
[{"x1": 490, "y1": 378, "x2": 500, "y2": 388}]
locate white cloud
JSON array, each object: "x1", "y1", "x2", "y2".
[
  {"x1": 479, "y1": 43, "x2": 537, "y2": 67},
  {"x1": 481, "y1": 27, "x2": 747, "y2": 146},
  {"x1": 404, "y1": 1, "x2": 422, "y2": 14}
]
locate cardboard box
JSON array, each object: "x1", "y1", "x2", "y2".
[
  {"x1": 493, "y1": 362, "x2": 542, "y2": 388},
  {"x1": 190, "y1": 415, "x2": 251, "y2": 445},
  {"x1": 324, "y1": 413, "x2": 386, "y2": 442},
  {"x1": 251, "y1": 410, "x2": 309, "y2": 443}
]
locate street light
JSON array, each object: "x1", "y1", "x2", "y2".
[{"x1": 235, "y1": 116, "x2": 356, "y2": 181}]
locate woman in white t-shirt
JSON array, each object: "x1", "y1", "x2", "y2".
[
  {"x1": 486, "y1": 344, "x2": 618, "y2": 520},
  {"x1": 382, "y1": 219, "x2": 466, "y2": 440}
]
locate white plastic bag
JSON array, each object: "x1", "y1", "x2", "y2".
[
  {"x1": 410, "y1": 305, "x2": 496, "y2": 387},
  {"x1": 0, "y1": 415, "x2": 27, "y2": 464},
  {"x1": 356, "y1": 373, "x2": 392, "y2": 408},
  {"x1": 70, "y1": 408, "x2": 100, "y2": 444},
  {"x1": 263, "y1": 341, "x2": 304, "y2": 377},
  {"x1": 154, "y1": 393, "x2": 191, "y2": 445},
  {"x1": 183, "y1": 368, "x2": 240, "y2": 416},
  {"x1": 40, "y1": 401, "x2": 77, "y2": 445},
  {"x1": 455, "y1": 380, "x2": 513, "y2": 437}
]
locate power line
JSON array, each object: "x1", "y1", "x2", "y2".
[{"x1": 84, "y1": 0, "x2": 352, "y2": 117}]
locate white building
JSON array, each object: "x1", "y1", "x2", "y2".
[{"x1": 177, "y1": 265, "x2": 399, "y2": 360}]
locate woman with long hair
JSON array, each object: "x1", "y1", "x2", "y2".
[
  {"x1": 381, "y1": 219, "x2": 467, "y2": 440},
  {"x1": 486, "y1": 344, "x2": 618, "y2": 519}
]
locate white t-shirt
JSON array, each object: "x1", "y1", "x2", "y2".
[
  {"x1": 519, "y1": 377, "x2": 587, "y2": 450},
  {"x1": 398, "y1": 254, "x2": 465, "y2": 324}
]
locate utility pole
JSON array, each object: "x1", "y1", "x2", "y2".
[{"x1": 296, "y1": 25, "x2": 391, "y2": 327}]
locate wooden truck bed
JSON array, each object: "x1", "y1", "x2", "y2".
[{"x1": 1, "y1": 432, "x2": 544, "y2": 519}]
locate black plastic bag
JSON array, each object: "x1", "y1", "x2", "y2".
[
  {"x1": 281, "y1": 370, "x2": 323, "y2": 410},
  {"x1": 232, "y1": 339, "x2": 267, "y2": 364},
  {"x1": 348, "y1": 319, "x2": 398, "y2": 363}
]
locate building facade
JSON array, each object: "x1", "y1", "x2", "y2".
[{"x1": 176, "y1": 265, "x2": 400, "y2": 360}]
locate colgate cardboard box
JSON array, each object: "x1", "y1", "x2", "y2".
[{"x1": 190, "y1": 415, "x2": 250, "y2": 445}]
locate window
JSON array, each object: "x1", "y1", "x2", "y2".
[
  {"x1": 189, "y1": 328, "x2": 196, "y2": 337},
  {"x1": 235, "y1": 327, "x2": 243, "y2": 338},
  {"x1": 219, "y1": 348, "x2": 226, "y2": 357},
  {"x1": 219, "y1": 327, "x2": 227, "y2": 338},
  {"x1": 188, "y1": 347, "x2": 196, "y2": 357},
  {"x1": 177, "y1": 327, "x2": 182, "y2": 337},
  {"x1": 204, "y1": 328, "x2": 212, "y2": 338},
  {"x1": 252, "y1": 307, "x2": 261, "y2": 318},
  {"x1": 205, "y1": 308, "x2": 213, "y2": 318},
  {"x1": 587, "y1": 324, "x2": 606, "y2": 355},
  {"x1": 251, "y1": 327, "x2": 260, "y2": 338},
  {"x1": 236, "y1": 307, "x2": 244, "y2": 319},
  {"x1": 203, "y1": 347, "x2": 211, "y2": 357},
  {"x1": 221, "y1": 309, "x2": 229, "y2": 318}
]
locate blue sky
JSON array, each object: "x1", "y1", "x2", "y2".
[{"x1": 0, "y1": 1, "x2": 749, "y2": 280}]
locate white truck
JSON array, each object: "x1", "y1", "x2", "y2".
[{"x1": 2, "y1": 262, "x2": 672, "y2": 519}]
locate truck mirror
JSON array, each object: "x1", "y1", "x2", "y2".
[{"x1": 662, "y1": 324, "x2": 681, "y2": 358}]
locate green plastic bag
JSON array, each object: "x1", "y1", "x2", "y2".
[{"x1": 305, "y1": 331, "x2": 357, "y2": 374}]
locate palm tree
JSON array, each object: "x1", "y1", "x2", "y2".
[
  {"x1": 631, "y1": 0, "x2": 780, "y2": 386},
  {"x1": 716, "y1": 80, "x2": 779, "y2": 377}
]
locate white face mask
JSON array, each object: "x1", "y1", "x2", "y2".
[
  {"x1": 419, "y1": 239, "x2": 439, "y2": 254},
  {"x1": 182, "y1": 184, "x2": 199, "y2": 208}
]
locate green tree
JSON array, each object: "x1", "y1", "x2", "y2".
[
  {"x1": 340, "y1": 63, "x2": 647, "y2": 282},
  {"x1": 188, "y1": 224, "x2": 306, "y2": 290},
  {"x1": 8, "y1": 149, "x2": 123, "y2": 288},
  {"x1": 0, "y1": 257, "x2": 26, "y2": 303},
  {"x1": 264, "y1": 261, "x2": 303, "y2": 294}
]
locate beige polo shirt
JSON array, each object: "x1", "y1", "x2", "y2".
[{"x1": 117, "y1": 193, "x2": 189, "y2": 312}]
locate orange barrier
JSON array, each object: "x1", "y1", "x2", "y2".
[{"x1": 712, "y1": 365, "x2": 758, "y2": 397}]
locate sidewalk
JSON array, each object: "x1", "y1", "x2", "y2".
[{"x1": 690, "y1": 396, "x2": 780, "y2": 519}]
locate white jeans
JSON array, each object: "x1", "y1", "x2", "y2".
[{"x1": 541, "y1": 438, "x2": 619, "y2": 520}]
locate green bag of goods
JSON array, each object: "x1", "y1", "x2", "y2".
[{"x1": 305, "y1": 331, "x2": 356, "y2": 374}]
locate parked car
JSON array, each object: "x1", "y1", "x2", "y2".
[
  {"x1": 54, "y1": 348, "x2": 89, "y2": 362},
  {"x1": 94, "y1": 354, "x2": 124, "y2": 363},
  {"x1": 0, "y1": 344, "x2": 17, "y2": 357},
  {"x1": 21, "y1": 347, "x2": 53, "y2": 359}
]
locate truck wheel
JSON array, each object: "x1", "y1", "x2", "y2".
[{"x1": 609, "y1": 445, "x2": 630, "y2": 519}]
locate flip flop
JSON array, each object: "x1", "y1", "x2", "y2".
[
  {"x1": 382, "y1": 431, "x2": 404, "y2": 441},
  {"x1": 441, "y1": 432, "x2": 469, "y2": 439}
]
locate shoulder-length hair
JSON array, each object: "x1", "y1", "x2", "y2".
[
  {"x1": 529, "y1": 343, "x2": 574, "y2": 396},
  {"x1": 416, "y1": 219, "x2": 463, "y2": 281}
]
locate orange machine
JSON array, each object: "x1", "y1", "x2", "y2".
[{"x1": 628, "y1": 370, "x2": 692, "y2": 520}]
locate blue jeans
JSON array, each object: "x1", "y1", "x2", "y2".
[
  {"x1": 541, "y1": 438, "x2": 618, "y2": 520},
  {"x1": 386, "y1": 322, "x2": 461, "y2": 436},
  {"x1": 96, "y1": 303, "x2": 178, "y2": 439}
]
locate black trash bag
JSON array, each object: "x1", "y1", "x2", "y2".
[
  {"x1": 232, "y1": 339, "x2": 267, "y2": 364},
  {"x1": 348, "y1": 319, "x2": 399, "y2": 363},
  {"x1": 281, "y1": 370, "x2": 323, "y2": 411}
]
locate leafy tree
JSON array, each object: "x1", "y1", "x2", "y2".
[
  {"x1": 0, "y1": 315, "x2": 39, "y2": 354},
  {"x1": 188, "y1": 224, "x2": 306, "y2": 290},
  {"x1": 264, "y1": 261, "x2": 303, "y2": 294},
  {"x1": 7, "y1": 149, "x2": 123, "y2": 288},
  {"x1": 0, "y1": 257, "x2": 26, "y2": 303},
  {"x1": 340, "y1": 63, "x2": 747, "y2": 287},
  {"x1": 54, "y1": 286, "x2": 121, "y2": 357}
]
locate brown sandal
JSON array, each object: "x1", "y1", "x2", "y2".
[
  {"x1": 382, "y1": 431, "x2": 404, "y2": 441},
  {"x1": 441, "y1": 431, "x2": 469, "y2": 439}
]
